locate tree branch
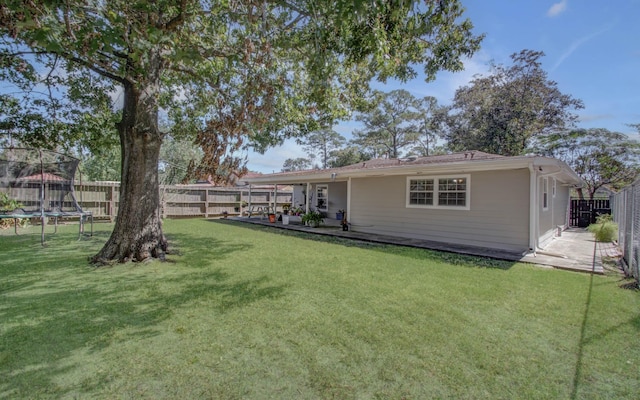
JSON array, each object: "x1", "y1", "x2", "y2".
[
  {"x1": 163, "y1": 0, "x2": 188, "y2": 31},
  {"x1": 4, "y1": 50, "x2": 50, "y2": 57},
  {"x1": 63, "y1": 2, "x2": 77, "y2": 41},
  {"x1": 43, "y1": 54, "x2": 59, "y2": 116},
  {"x1": 67, "y1": 54, "x2": 127, "y2": 84},
  {"x1": 6, "y1": 50, "x2": 126, "y2": 84},
  {"x1": 275, "y1": 0, "x2": 311, "y2": 20}
]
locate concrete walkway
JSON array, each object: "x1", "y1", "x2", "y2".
[
  {"x1": 522, "y1": 228, "x2": 620, "y2": 274},
  {"x1": 230, "y1": 218, "x2": 619, "y2": 274}
]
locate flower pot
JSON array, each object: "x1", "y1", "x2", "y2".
[
  {"x1": 268, "y1": 214, "x2": 276, "y2": 223},
  {"x1": 336, "y1": 212, "x2": 344, "y2": 221},
  {"x1": 282, "y1": 215, "x2": 290, "y2": 225}
]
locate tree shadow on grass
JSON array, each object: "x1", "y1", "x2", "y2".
[
  {"x1": 213, "y1": 219, "x2": 516, "y2": 271},
  {"x1": 165, "y1": 231, "x2": 254, "y2": 265},
  {"x1": 570, "y1": 243, "x2": 640, "y2": 399},
  {"x1": 0, "y1": 229, "x2": 288, "y2": 398}
]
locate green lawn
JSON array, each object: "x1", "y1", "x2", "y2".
[{"x1": 1, "y1": 219, "x2": 638, "y2": 399}]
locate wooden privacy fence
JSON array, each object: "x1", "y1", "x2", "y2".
[
  {"x1": 71, "y1": 181, "x2": 292, "y2": 220},
  {"x1": 569, "y1": 198, "x2": 611, "y2": 227}
]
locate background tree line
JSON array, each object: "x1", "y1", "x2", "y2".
[
  {"x1": 284, "y1": 50, "x2": 640, "y2": 199},
  {"x1": 2, "y1": 47, "x2": 636, "y2": 201}
]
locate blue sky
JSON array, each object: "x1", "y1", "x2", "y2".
[{"x1": 247, "y1": 0, "x2": 640, "y2": 173}]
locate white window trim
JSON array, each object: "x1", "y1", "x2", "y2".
[
  {"x1": 542, "y1": 177, "x2": 549, "y2": 211},
  {"x1": 406, "y1": 175, "x2": 471, "y2": 211},
  {"x1": 316, "y1": 184, "x2": 328, "y2": 212}
]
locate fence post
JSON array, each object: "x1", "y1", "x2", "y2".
[
  {"x1": 204, "y1": 187, "x2": 209, "y2": 218},
  {"x1": 109, "y1": 183, "x2": 116, "y2": 222}
]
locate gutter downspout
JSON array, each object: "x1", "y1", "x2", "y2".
[
  {"x1": 527, "y1": 164, "x2": 538, "y2": 256},
  {"x1": 347, "y1": 177, "x2": 352, "y2": 226}
]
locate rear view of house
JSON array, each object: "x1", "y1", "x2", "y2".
[{"x1": 243, "y1": 151, "x2": 582, "y2": 254}]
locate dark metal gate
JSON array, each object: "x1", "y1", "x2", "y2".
[{"x1": 570, "y1": 199, "x2": 611, "y2": 227}]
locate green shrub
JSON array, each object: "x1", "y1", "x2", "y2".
[
  {"x1": 0, "y1": 192, "x2": 26, "y2": 229},
  {"x1": 587, "y1": 214, "x2": 618, "y2": 242},
  {"x1": 301, "y1": 210, "x2": 324, "y2": 227},
  {"x1": 0, "y1": 192, "x2": 22, "y2": 212}
]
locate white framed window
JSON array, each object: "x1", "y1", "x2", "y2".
[
  {"x1": 542, "y1": 177, "x2": 549, "y2": 210},
  {"x1": 552, "y1": 178, "x2": 557, "y2": 198},
  {"x1": 406, "y1": 175, "x2": 470, "y2": 210},
  {"x1": 316, "y1": 184, "x2": 328, "y2": 212},
  {"x1": 407, "y1": 178, "x2": 434, "y2": 206}
]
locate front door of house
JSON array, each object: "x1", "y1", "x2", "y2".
[{"x1": 316, "y1": 184, "x2": 328, "y2": 212}]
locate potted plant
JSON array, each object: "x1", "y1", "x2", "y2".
[
  {"x1": 336, "y1": 209, "x2": 344, "y2": 220},
  {"x1": 301, "y1": 210, "x2": 324, "y2": 227},
  {"x1": 282, "y1": 203, "x2": 291, "y2": 215}
]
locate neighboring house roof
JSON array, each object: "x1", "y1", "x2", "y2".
[
  {"x1": 242, "y1": 151, "x2": 583, "y2": 186},
  {"x1": 593, "y1": 186, "x2": 616, "y2": 196},
  {"x1": 17, "y1": 172, "x2": 66, "y2": 182},
  {"x1": 194, "y1": 171, "x2": 287, "y2": 190},
  {"x1": 177, "y1": 171, "x2": 292, "y2": 191}
]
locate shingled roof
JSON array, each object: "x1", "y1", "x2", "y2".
[
  {"x1": 16, "y1": 172, "x2": 66, "y2": 182},
  {"x1": 336, "y1": 151, "x2": 504, "y2": 171},
  {"x1": 247, "y1": 151, "x2": 505, "y2": 179},
  {"x1": 241, "y1": 150, "x2": 582, "y2": 186}
]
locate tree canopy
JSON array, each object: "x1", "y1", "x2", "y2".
[
  {"x1": 296, "y1": 128, "x2": 346, "y2": 169},
  {"x1": 352, "y1": 89, "x2": 423, "y2": 158},
  {"x1": 282, "y1": 157, "x2": 313, "y2": 172},
  {"x1": 444, "y1": 50, "x2": 583, "y2": 156},
  {"x1": 411, "y1": 95, "x2": 447, "y2": 156},
  {"x1": 0, "y1": 0, "x2": 482, "y2": 263},
  {"x1": 328, "y1": 146, "x2": 371, "y2": 168},
  {"x1": 535, "y1": 128, "x2": 640, "y2": 198}
]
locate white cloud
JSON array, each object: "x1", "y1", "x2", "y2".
[
  {"x1": 552, "y1": 26, "x2": 611, "y2": 71},
  {"x1": 547, "y1": 0, "x2": 568, "y2": 17},
  {"x1": 439, "y1": 53, "x2": 493, "y2": 100}
]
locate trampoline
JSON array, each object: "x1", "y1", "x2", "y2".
[{"x1": 0, "y1": 148, "x2": 93, "y2": 244}]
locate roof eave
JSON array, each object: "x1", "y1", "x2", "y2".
[
  {"x1": 243, "y1": 158, "x2": 529, "y2": 184},
  {"x1": 242, "y1": 156, "x2": 584, "y2": 186}
]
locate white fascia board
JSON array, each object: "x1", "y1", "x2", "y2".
[
  {"x1": 242, "y1": 174, "x2": 345, "y2": 185},
  {"x1": 531, "y1": 157, "x2": 583, "y2": 186}
]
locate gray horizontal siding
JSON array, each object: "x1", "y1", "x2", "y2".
[{"x1": 350, "y1": 169, "x2": 530, "y2": 252}]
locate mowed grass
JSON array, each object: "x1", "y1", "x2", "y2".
[{"x1": 0, "y1": 219, "x2": 638, "y2": 399}]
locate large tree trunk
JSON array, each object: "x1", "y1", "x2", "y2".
[{"x1": 92, "y1": 70, "x2": 167, "y2": 264}]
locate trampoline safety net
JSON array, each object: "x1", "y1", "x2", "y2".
[{"x1": 0, "y1": 148, "x2": 92, "y2": 243}]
